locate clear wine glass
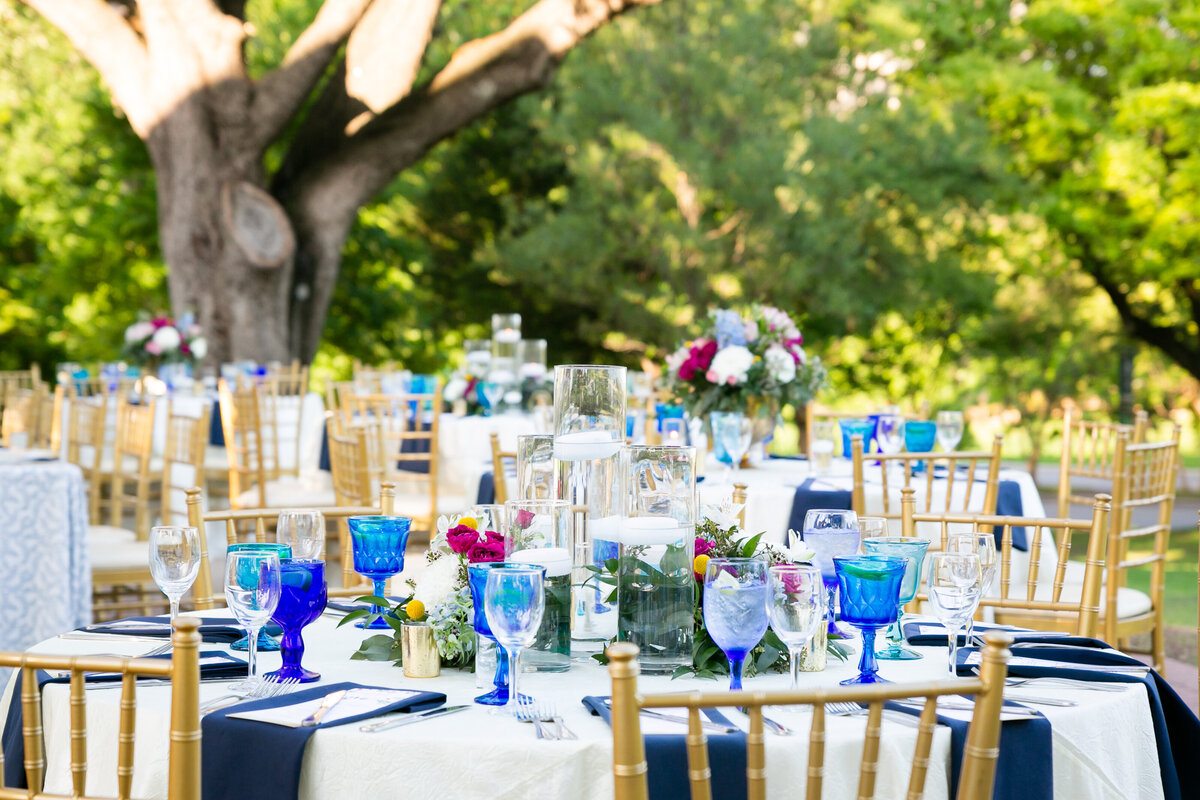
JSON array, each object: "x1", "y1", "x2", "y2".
[
  {"x1": 148, "y1": 525, "x2": 202, "y2": 620},
  {"x1": 936, "y1": 411, "x2": 965, "y2": 452},
  {"x1": 926, "y1": 552, "x2": 983, "y2": 676},
  {"x1": 856, "y1": 516, "x2": 889, "y2": 547},
  {"x1": 479, "y1": 381, "x2": 504, "y2": 416},
  {"x1": 767, "y1": 564, "x2": 824, "y2": 693},
  {"x1": 484, "y1": 565, "x2": 546, "y2": 715},
  {"x1": 946, "y1": 532, "x2": 997, "y2": 645},
  {"x1": 801, "y1": 509, "x2": 860, "y2": 636},
  {"x1": 277, "y1": 510, "x2": 325, "y2": 560},
  {"x1": 875, "y1": 414, "x2": 904, "y2": 455},
  {"x1": 711, "y1": 411, "x2": 751, "y2": 483},
  {"x1": 224, "y1": 552, "x2": 282, "y2": 691},
  {"x1": 703, "y1": 557, "x2": 770, "y2": 691}
]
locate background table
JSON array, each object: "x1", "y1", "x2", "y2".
[
  {"x1": 1, "y1": 610, "x2": 1164, "y2": 800},
  {"x1": 0, "y1": 458, "x2": 91, "y2": 651}
]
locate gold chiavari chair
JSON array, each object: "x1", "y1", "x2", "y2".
[
  {"x1": 851, "y1": 434, "x2": 1004, "y2": 528},
  {"x1": 65, "y1": 392, "x2": 109, "y2": 524},
  {"x1": 1103, "y1": 424, "x2": 1180, "y2": 671},
  {"x1": 185, "y1": 482, "x2": 396, "y2": 608},
  {"x1": 608, "y1": 633, "x2": 1012, "y2": 800},
  {"x1": 342, "y1": 384, "x2": 452, "y2": 534},
  {"x1": 256, "y1": 367, "x2": 310, "y2": 482},
  {"x1": 0, "y1": 616, "x2": 201, "y2": 800},
  {"x1": 489, "y1": 432, "x2": 516, "y2": 504},
  {"x1": 732, "y1": 482, "x2": 748, "y2": 528},
  {"x1": 0, "y1": 383, "x2": 40, "y2": 448},
  {"x1": 904, "y1": 489, "x2": 1111, "y2": 637},
  {"x1": 33, "y1": 384, "x2": 64, "y2": 452},
  {"x1": 1056, "y1": 407, "x2": 1148, "y2": 519},
  {"x1": 326, "y1": 418, "x2": 382, "y2": 587},
  {"x1": 107, "y1": 397, "x2": 158, "y2": 539},
  {"x1": 160, "y1": 398, "x2": 212, "y2": 528},
  {"x1": 0, "y1": 364, "x2": 42, "y2": 423}
]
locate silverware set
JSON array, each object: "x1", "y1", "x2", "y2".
[
  {"x1": 516, "y1": 699, "x2": 578, "y2": 740},
  {"x1": 200, "y1": 678, "x2": 301, "y2": 714}
]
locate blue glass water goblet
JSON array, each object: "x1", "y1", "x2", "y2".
[
  {"x1": 227, "y1": 542, "x2": 291, "y2": 652},
  {"x1": 348, "y1": 515, "x2": 412, "y2": 629},
  {"x1": 841, "y1": 418, "x2": 875, "y2": 456},
  {"x1": 484, "y1": 565, "x2": 546, "y2": 716},
  {"x1": 469, "y1": 562, "x2": 520, "y2": 706},
  {"x1": 833, "y1": 555, "x2": 906, "y2": 685},
  {"x1": 802, "y1": 509, "x2": 860, "y2": 636},
  {"x1": 862, "y1": 538, "x2": 930, "y2": 660},
  {"x1": 703, "y1": 557, "x2": 770, "y2": 691},
  {"x1": 265, "y1": 559, "x2": 327, "y2": 684}
]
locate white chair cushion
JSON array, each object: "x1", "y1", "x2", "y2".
[
  {"x1": 235, "y1": 474, "x2": 337, "y2": 509},
  {"x1": 1034, "y1": 573, "x2": 1154, "y2": 620},
  {"x1": 88, "y1": 525, "x2": 138, "y2": 546},
  {"x1": 91, "y1": 539, "x2": 150, "y2": 571}
]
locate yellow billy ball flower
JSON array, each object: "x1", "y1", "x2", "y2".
[{"x1": 405, "y1": 599, "x2": 426, "y2": 621}]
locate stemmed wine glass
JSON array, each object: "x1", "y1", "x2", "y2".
[
  {"x1": 226, "y1": 542, "x2": 290, "y2": 652},
  {"x1": 469, "y1": 562, "x2": 516, "y2": 705},
  {"x1": 801, "y1": 509, "x2": 860, "y2": 636},
  {"x1": 703, "y1": 557, "x2": 770, "y2": 691},
  {"x1": 277, "y1": 510, "x2": 325, "y2": 560},
  {"x1": 767, "y1": 564, "x2": 824, "y2": 693},
  {"x1": 710, "y1": 411, "x2": 751, "y2": 483},
  {"x1": 224, "y1": 552, "x2": 282, "y2": 691},
  {"x1": 484, "y1": 565, "x2": 546, "y2": 715},
  {"x1": 478, "y1": 381, "x2": 504, "y2": 416},
  {"x1": 875, "y1": 415, "x2": 904, "y2": 455},
  {"x1": 946, "y1": 532, "x2": 996, "y2": 645},
  {"x1": 148, "y1": 525, "x2": 202, "y2": 620},
  {"x1": 936, "y1": 411, "x2": 964, "y2": 452},
  {"x1": 834, "y1": 555, "x2": 907, "y2": 684},
  {"x1": 862, "y1": 537, "x2": 930, "y2": 660},
  {"x1": 266, "y1": 559, "x2": 328, "y2": 683},
  {"x1": 348, "y1": 515, "x2": 411, "y2": 629},
  {"x1": 927, "y1": 552, "x2": 983, "y2": 677},
  {"x1": 856, "y1": 516, "x2": 889, "y2": 546}
]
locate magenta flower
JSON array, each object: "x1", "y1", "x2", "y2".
[
  {"x1": 446, "y1": 523, "x2": 482, "y2": 555},
  {"x1": 515, "y1": 509, "x2": 536, "y2": 529},
  {"x1": 694, "y1": 537, "x2": 715, "y2": 557},
  {"x1": 467, "y1": 538, "x2": 506, "y2": 563}
]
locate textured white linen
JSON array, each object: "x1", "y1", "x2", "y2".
[
  {"x1": 0, "y1": 460, "x2": 91, "y2": 651},
  {"x1": 0, "y1": 611, "x2": 1163, "y2": 800}
]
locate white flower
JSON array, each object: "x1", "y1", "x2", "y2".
[
  {"x1": 765, "y1": 345, "x2": 796, "y2": 383},
  {"x1": 151, "y1": 325, "x2": 182, "y2": 352},
  {"x1": 443, "y1": 377, "x2": 468, "y2": 403},
  {"x1": 706, "y1": 345, "x2": 754, "y2": 386},
  {"x1": 190, "y1": 337, "x2": 207, "y2": 359},
  {"x1": 413, "y1": 554, "x2": 461, "y2": 609},
  {"x1": 702, "y1": 497, "x2": 744, "y2": 531},
  {"x1": 431, "y1": 514, "x2": 463, "y2": 553},
  {"x1": 785, "y1": 529, "x2": 816, "y2": 563},
  {"x1": 124, "y1": 321, "x2": 154, "y2": 343}
]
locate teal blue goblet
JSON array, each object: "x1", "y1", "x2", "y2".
[
  {"x1": 862, "y1": 537, "x2": 930, "y2": 660},
  {"x1": 227, "y1": 542, "x2": 291, "y2": 652},
  {"x1": 833, "y1": 555, "x2": 906, "y2": 685}
]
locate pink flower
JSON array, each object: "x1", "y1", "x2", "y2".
[
  {"x1": 151, "y1": 317, "x2": 172, "y2": 329},
  {"x1": 145, "y1": 341, "x2": 163, "y2": 355},
  {"x1": 515, "y1": 509, "x2": 536, "y2": 529},
  {"x1": 705, "y1": 369, "x2": 718, "y2": 383},
  {"x1": 467, "y1": 538, "x2": 506, "y2": 563},
  {"x1": 726, "y1": 375, "x2": 737, "y2": 386},
  {"x1": 446, "y1": 524, "x2": 482, "y2": 555},
  {"x1": 694, "y1": 537, "x2": 715, "y2": 557}
]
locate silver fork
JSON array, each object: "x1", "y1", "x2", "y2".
[
  {"x1": 739, "y1": 707, "x2": 794, "y2": 736},
  {"x1": 537, "y1": 700, "x2": 576, "y2": 740},
  {"x1": 200, "y1": 677, "x2": 300, "y2": 714},
  {"x1": 514, "y1": 699, "x2": 553, "y2": 739}
]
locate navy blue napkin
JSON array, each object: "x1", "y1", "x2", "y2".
[
  {"x1": 787, "y1": 478, "x2": 853, "y2": 533},
  {"x1": 202, "y1": 682, "x2": 445, "y2": 800},
  {"x1": 886, "y1": 697, "x2": 1052, "y2": 800},
  {"x1": 901, "y1": 622, "x2": 1103, "y2": 649},
  {"x1": 208, "y1": 399, "x2": 224, "y2": 446},
  {"x1": 992, "y1": 481, "x2": 1027, "y2": 551},
  {"x1": 476, "y1": 470, "x2": 495, "y2": 504},
  {"x1": 82, "y1": 616, "x2": 280, "y2": 643},
  {"x1": 582, "y1": 696, "x2": 747, "y2": 800},
  {"x1": 956, "y1": 644, "x2": 1199, "y2": 800},
  {"x1": 3, "y1": 651, "x2": 247, "y2": 788}
]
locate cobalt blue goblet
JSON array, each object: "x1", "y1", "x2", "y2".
[
  {"x1": 266, "y1": 559, "x2": 327, "y2": 683},
  {"x1": 833, "y1": 555, "x2": 906, "y2": 685},
  {"x1": 349, "y1": 515, "x2": 411, "y2": 629},
  {"x1": 468, "y1": 562, "x2": 517, "y2": 706}
]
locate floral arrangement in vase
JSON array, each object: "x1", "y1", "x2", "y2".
[
  {"x1": 664, "y1": 305, "x2": 825, "y2": 420},
  {"x1": 123, "y1": 312, "x2": 207, "y2": 366},
  {"x1": 343, "y1": 511, "x2": 505, "y2": 668},
  {"x1": 587, "y1": 500, "x2": 848, "y2": 678},
  {"x1": 442, "y1": 371, "x2": 552, "y2": 416}
]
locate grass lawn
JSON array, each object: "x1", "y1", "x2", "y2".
[{"x1": 1127, "y1": 523, "x2": 1199, "y2": 630}]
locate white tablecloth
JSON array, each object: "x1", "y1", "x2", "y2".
[
  {"x1": 0, "y1": 458, "x2": 91, "y2": 651},
  {"x1": 0, "y1": 610, "x2": 1164, "y2": 800},
  {"x1": 436, "y1": 412, "x2": 545, "y2": 504}
]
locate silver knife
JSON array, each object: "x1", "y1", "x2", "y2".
[
  {"x1": 301, "y1": 690, "x2": 348, "y2": 727},
  {"x1": 360, "y1": 704, "x2": 470, "y2": 732},
  {"x1": 600, "y1": 699, "x2": 737, "y2": 734},
  {"x1": 1002, "y1": 692, "x2": 1077, "y2": 707}
]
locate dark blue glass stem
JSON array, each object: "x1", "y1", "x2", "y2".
[
  {"x1": 857, "y1": 627, "x2": 880, "y2": 682},
  {"x1": 727, "y1": 652, "x2": 746, "y2": 692}
]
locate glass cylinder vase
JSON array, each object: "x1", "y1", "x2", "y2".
[
  {"x1": 552, "y1": 364, "x2": 626, "y2": 644},
  {"x1": 504, "y1": 499, "x2": 572, "y2": 672},
  {"x1": 516, "y1": 434, "x2": 554, "y2": 500},
  {"x1": 617, "y1": 445, "x2": 696, "y2": 674},
  {"x1": 491, "y1": 314, "x2": 522, "y2": 382}
]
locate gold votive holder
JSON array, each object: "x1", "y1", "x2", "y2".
[{"x1": 401, "y1": 621, "x2": 441, "y2": 678}]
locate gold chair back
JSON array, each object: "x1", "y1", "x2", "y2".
[
  {"x1": 161, "y1": 398, "x2": 212, "y2": 527},
  {"x1": 185, "y1": 482, "x2": 396, "y2": 608},
  {"x1": 1104, "y1": 424, "x2": 1180, "y2": 670},
  {"x1": 218, "y1": 379, "x2": 269, "y2": 509},
  {"x1": 65, "y1": 392, "x2": 110, "y2": 524},
  {"x1": 608, "y1": 633, "x2": 1011, "y2": 800},
  {"x1": 851, "y1": 434, "x2": 1004, "y2": 524},
  {"x1": 326, "y1": 418, "x2": 386, "y2": 587},
  {"x1": 0, "y1": 616, "x2": 201, "y2": 800},
  {"x1": 1056, "y1": 407, "x2": 1148, "y2": 517},
  {"x1": 256, "y1": 368, "x2": 309, "y2": 482},
  {"x1": 108, "y1": 397, "x2": 158, "y2": 539},
  {"x1": 34, "y1": 384, "x2": 64, "y2": 452},
  {"x1": 0, "y1": 384, "x2": 40, "y2": 448},
  {"x1": 905, "y1": 490, "x2": 1111, "y2": 637},
  {"x1": 489, "y1": 432, "x2": 516, "y2": 504}
]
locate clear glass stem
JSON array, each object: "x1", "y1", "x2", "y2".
[
  {"x1": 788, "y1": 645, "x2": 802, "y2": 691},
  {"x1": 168, "y1": 596, "x2": 180, "y2": 621},
  {"x1": 825, "y1": 584, "x2": 837, "y2": 630},
  {"x1": 963, "y1": 616, "x2": 975, "y2": 647},
  {"x1": 247, "y1": 624, "x2": 260, "y2": 680},
  {"x1": 507, "y1": 647, "x2": 522, "y2": 709},
  {"x1": 728, "y1": 653, "x2": 745, "y2": 691},
  {"x1": 371, "y1": 578, "x2": 387, "y2": 618},
  {"x1": 945, "y1": 622, "x2": 960, "y2": 677},
  {"x1": 888, "y1": 607, "x2": 906, "y2": 644}
]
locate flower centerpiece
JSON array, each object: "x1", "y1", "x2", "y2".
[
  {"x1": 342, "y1": 512, "x2": 505, "y2": 667},
  {"x1": 442, "y1": 370, "x2": 552, "y2": 415},
  {"x1": 663, "y1": 305, "x2": 825, "y2": 424},
  {"x1": 123, "y1": 312, "x2": 207, "y2": 367}
]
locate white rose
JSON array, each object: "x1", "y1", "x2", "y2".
[
  {"x1": 707, "y1": 345, "x2": 754, "y2": 386},
  {"x1": 190, "y1": 337, "x2": 207, "y2": 359},
  {"x1": 151, "y1": 325, "x2": 182, "y2": 352},
  {"x1": 124, "y1": 321, "x2": 154, "y2": 343},
  {"x1": 443, "y1": 377, "x2": 468, "y2": 403},
  {"x1": 765, "y1": 345, "x2": 796, "y2": 384},
  {"x1": 413, "y1": 555, "x2": 461, "y2": 609}
]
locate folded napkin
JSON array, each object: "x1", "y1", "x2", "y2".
[
  {"x1": 885, "y1": 697, "x2": 1052, "y2": 800},
  {"x1": 787, "y1": 478, "x2": 854, "y2": 533},
  {"x1": 901, "y1": 622, "x2": 1105, "y2": 649},
  {"x1": 476, "y1": 470, "x2": 495, "y2": 505},
  {"x1": 992, "y1": 481, "x2": 1027, "y2": 551},
  {"x1": 208, "y1": 399, "x2": 224, "y2": 446},
  {"x1": 202, "y1": 681, "x2": 445, "y2": 800},
  {"x1": 2, "y1": 651, "x2": 248, "y2": 788},
  {"x1": 583, "y1": 696, "x2": 747, "y2": 800},
  {"x1": 82, "y1": 616, "x2": 281, "y2": 643},
  {"x1": 955, "y1": 644, "x2": 1200, "y2": 800}
]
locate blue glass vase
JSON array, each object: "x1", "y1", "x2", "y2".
[
  {"x1": 834, "y1": 555, "x2": 906, "y2": 685},
  {"x1": 349, "y1": 515, "x2": 411, "y2": 629}
]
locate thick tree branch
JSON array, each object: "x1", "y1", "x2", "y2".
[
  {"x1": 249, "y1": 0, "x2": 375, "y2": 152},
  {"x1": 343, "y1": 0, "x2": 442, "y2": 129},
  {"x1": 21, "y1": 0, "x2": 154, "y2": 136}
]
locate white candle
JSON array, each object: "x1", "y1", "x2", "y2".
[{"x1": 553, "y1": 430, "x2": 622, "y2": 461}]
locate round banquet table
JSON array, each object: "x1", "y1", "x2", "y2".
[
  {"x1": 0, "y1": 457, "x2": 91, "y2": 653},
  {"x1": 1, "y1": 611, "x2": 1164, "y2": 800}
]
